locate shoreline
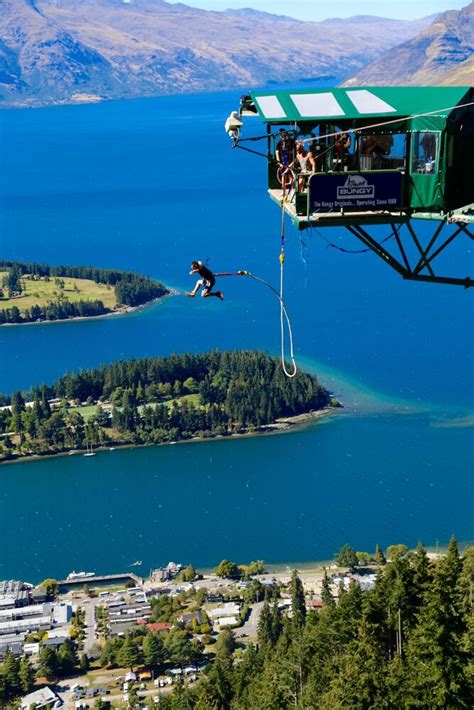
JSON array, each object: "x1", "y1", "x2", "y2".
[
  {"x1": 0, "y1": 292, "x2": 174, "y2": 328},
  {"x1": 0, "y1": 405, "x2": 339, "y2": 467}
]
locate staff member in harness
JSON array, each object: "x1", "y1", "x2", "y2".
[{"x1": 186, "y1": 261, "x2": 224, "y2": 301}]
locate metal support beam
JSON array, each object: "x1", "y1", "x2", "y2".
[
  {"x1": 414, "y1": 226, "x2": 463, "y2": 274},
  {"x1": 345, "y1": 222, "x2": 473, "y2": 288},
  {"x1": 405, "y1": 221, "x2": 435, "y2": 277},
  {"x1": 412, "y1": 219, "x2": 446, "y2": 275},
  {"x1": 346, "y1": 225, "x2": 409, "y2": 279}
]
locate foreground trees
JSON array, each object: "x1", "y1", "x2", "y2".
[{"x1": 159, "y1": 539, "x2": 473, "y2": 709}]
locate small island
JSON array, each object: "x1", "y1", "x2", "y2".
[
  {"x1": 0, "y1": 351, "x2": 338, "y2": 462},
  {"x1": 0, "y1": 260, "x2": 168, "y2": 325}
]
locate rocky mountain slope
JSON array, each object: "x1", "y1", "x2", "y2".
[
  {"x1": 345, "y1": 1, "x2": 473, "y2": 86},
  {"x1": 0, "y1": 0, "x2": 433, "y2": 107}
]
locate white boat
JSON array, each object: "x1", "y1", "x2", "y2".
[{"x1": 66, "y1": 571, "x2": 96, "y2": 581}]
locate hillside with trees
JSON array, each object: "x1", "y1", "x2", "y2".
[
  {"x1": 154, "y1": 540, "x2": 474, "y2": 709},
  {"x1": 0, "y1": 260, "x2": 168, "y2": 324},
  {"x1": 0, "y1": 351, "x2": 331, "y2": 461}
]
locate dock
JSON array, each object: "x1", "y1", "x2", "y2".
[{"x1": 58, "y1": 573, "x2": 143, "y2": 590}]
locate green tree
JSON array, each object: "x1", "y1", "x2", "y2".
[
  {"x1": 405, "y1": 537, "x2": 472, "y2": 707},
  {"x1": 179, "y1": 564, "x2": 197, "y2": 582},
  {"x1": 38, "y1": 646, "x2": 60, "y2": 682},
  {"x1": 290, "y1": 570, "x2": 306, "y2": 632},
  {"x1": 386, "y1": 544, "x2": 409, "y2": 560},
  {"x1": 321, "y1": 570, "x2": 335, "y2": 607},
  {"x1": 127, "y1": 683, "x2": 141, "y2": 709},
  {"x1": 2, "y1": 650, "x2": 20, "y2": 696},
  {"x1": 4, "y1": 265, "x2": 23, "y2": 297},
  {"x1": 79, "y1": 653, "x2": 90, "y2": 672},
  {"x1": 215, "y1": 628, "x2": 236, "y2": 670},
  {"x1": 118, "y1": 636, "x2": 143, "y2": 671},
  {"x1": 142, "y1": 632, "x2": 165, "y2": 670},
  {"x1": 18, "y1": 657, "x2": 35, "y2": 694},
  {"x1": 257, "y1": 598, "x2": 273, "y2": 651},
  {"x1": 165, "y1": 630, "x2": 194, "y2": 670},
  {"x1": 215, "y1": 559, "x2": 241, "y2": 579},
  {"x1": 39, "y1": 578, "x2": 59, "y2": 597},
  {"x1": 375, "y1": 543, "x2": 386, "y2": 565},
  {"x1": 58, "y1": 637, "x2": 78, "y2": 674},
  {"x1": 335, "y1": 544, "x2": 358, "y2": 570}
]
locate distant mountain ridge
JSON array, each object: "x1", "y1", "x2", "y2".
[
  {"x1": 0, "y1": 0, "x2": 434, "y2": 108},
  {"x1": 345, "y1": 1, "x2": 474, "y2": 86}
]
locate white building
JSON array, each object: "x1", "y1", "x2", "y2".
[
  {"x1": 20, "y1": 686, "x2": 62, "y2": 709},
  {"x1": 207, "y1": 602, "x2": 241, "y2": 620},
  {"x1": 215, "y1": 616, "x2": 239, "y2": 628}
]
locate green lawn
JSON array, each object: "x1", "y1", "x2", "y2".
[
  {"x1": 166, "y1": 393, "x2": 201, "y2": 408},
  {"x1": 71, "y1": 405, "x2": 99, "y2": 420},
  {"x1": 0, "y1": 272, "x2": 117, "y2": 312},
  {"x1": 137, "y1": 393, "x2": 201, "y2": 414},
  {"x1": 70, "y1": 394, "x2": 200, "y2": 420}
]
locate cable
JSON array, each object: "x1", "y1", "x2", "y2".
[
  {"x1": 213, "y1": 267, "x2": 298, "y2": 379},
  {"x1": 235, "y1": 101, "x2": 474, "y2": 151},
  {"x1": 312, "y1": 223, "x2": 398, "y2": 254}
]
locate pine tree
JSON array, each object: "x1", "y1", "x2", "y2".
[
  {"x1": 2, "y1": 650, "x2": 20, "y2": 696},
  {"x1": 257, "y1": 598, "x2": 273, "y2": 651},
  {"x1": 321, "y1": 570, "x2": 335, "y2": 607},
  {"x1": 58, "y1": 637, "x2": 78, "y2": 674},
  {"x1": 405, "y1": 537, "x2": 472, "y2": 707},
  {"x1": 118, "y1": 636, "x2": 143, "y2": 671},
  {"x1": 38, "y1": 646, "x2": 60, "y2": 682},
  {"x1": 271, "y1": 601, "x2": 283, "y2": 645},
  {"x1": 18, "y1": 657, "x2": 35, "y2": 694},
  {"x1": 323, "y1": 617, "x2": 388, "y2": 709},
  {"x1": 143, "y1": 632, "x2": 165, "y2": 670},
  {"x1": 290, "y1": 570, "x2": 306, "y2": 633},
  {"x1": 375, "y1": 543, "x2": 386, "y2": 565}
]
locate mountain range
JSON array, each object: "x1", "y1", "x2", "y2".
[
  {"x1": 0, "y1": 0, "x2": 437, "y2": 108},
  {"x1": 346, "y1": 1, "x2": 474, "y2": 87}
]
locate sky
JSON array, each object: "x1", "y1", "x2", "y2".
[{"x1": 165, "y1": 0, "x2": 470, "y2": 21}]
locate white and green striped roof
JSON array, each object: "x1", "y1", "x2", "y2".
[{"x1": 250, "y1": 87, "x2": 472, "y2": 122}]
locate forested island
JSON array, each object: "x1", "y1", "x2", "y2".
[
  {"x1": 0, "y1": 351, "x2": 334, "y2": 462},
  {"x1": 0, "y1": 261, "x2": 168, "y2": 324}
]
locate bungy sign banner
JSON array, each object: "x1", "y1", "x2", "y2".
[{"x1": 309, "y1": 172, "x2": 403, "y2": 212}]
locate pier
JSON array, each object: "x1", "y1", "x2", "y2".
[{"x1": 58, "y1": 573, "x2": 143, "y2": 591}]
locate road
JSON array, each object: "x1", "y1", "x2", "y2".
[
  {"x1": 234, "y1": 601, "x2": 263, "y2": 639},
  {"x1": 81, "y1": 597, "x2": 99, "y2": 653}
]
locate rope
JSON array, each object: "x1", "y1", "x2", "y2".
[
  {"x1": 213, "y1": 261, "x2": 298, "y2": 379},
  {"x1": 279, "y1": 196, "x2": 297, "y2": 378}
]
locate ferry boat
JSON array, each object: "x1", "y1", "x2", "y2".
[{"x1": 66, "y1": 571, "x2": 96, "y2": 581}]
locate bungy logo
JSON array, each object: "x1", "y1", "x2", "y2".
[{"x1": 337, "y1": 174, "x2": 375, "y2": 199}]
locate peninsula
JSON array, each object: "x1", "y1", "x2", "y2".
[
  {"x1": 0, "y1": 351, "x2": 337, "y2": 462},
  {"x1": 0, "y1": 261, "x2": 168, "y2": 325}
]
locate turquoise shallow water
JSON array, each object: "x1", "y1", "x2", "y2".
[{"x1": 0, "y1": 90, "x2": 472, "y2": 582}]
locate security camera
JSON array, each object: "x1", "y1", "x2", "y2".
[{"x1": 225, "y1": 111, "x2": 243, "y2": 141}]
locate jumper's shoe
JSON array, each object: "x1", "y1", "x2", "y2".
[{"x1": 218, "y1": 292, "x2": 224, "y2": 301}]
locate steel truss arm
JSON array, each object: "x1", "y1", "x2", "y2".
[{"x1": 345, "y1": 219, "x2": 473, "y2": 288}]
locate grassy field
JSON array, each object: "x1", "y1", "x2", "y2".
[
  {"x1": 0, "y1": 272, "x2": 118, "y2": 311},
  {"x1": 71, "y1": 405, "x2": 100, "y2": 420},
  {"x1": 70, "y1": 394, "x2": 201, "y2": 421}
]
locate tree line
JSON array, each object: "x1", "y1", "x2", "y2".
[
  {"x1": 157, "y1": 539, "x2": 474, "y2": 709},
  {"x1": 0, "y1": 351, "x2": 330, "y2": 460},
  {"x1": 0, "y1": 260, "x2": 168, "y2": 324}
]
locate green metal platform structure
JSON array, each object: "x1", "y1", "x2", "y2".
[{"x1": 229, "y1": 87, "x2": 474, "y2": 287}]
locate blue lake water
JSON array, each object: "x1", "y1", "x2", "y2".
[{"x1": 0, "y1": 90, "x2": 473, "y2": 581}]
